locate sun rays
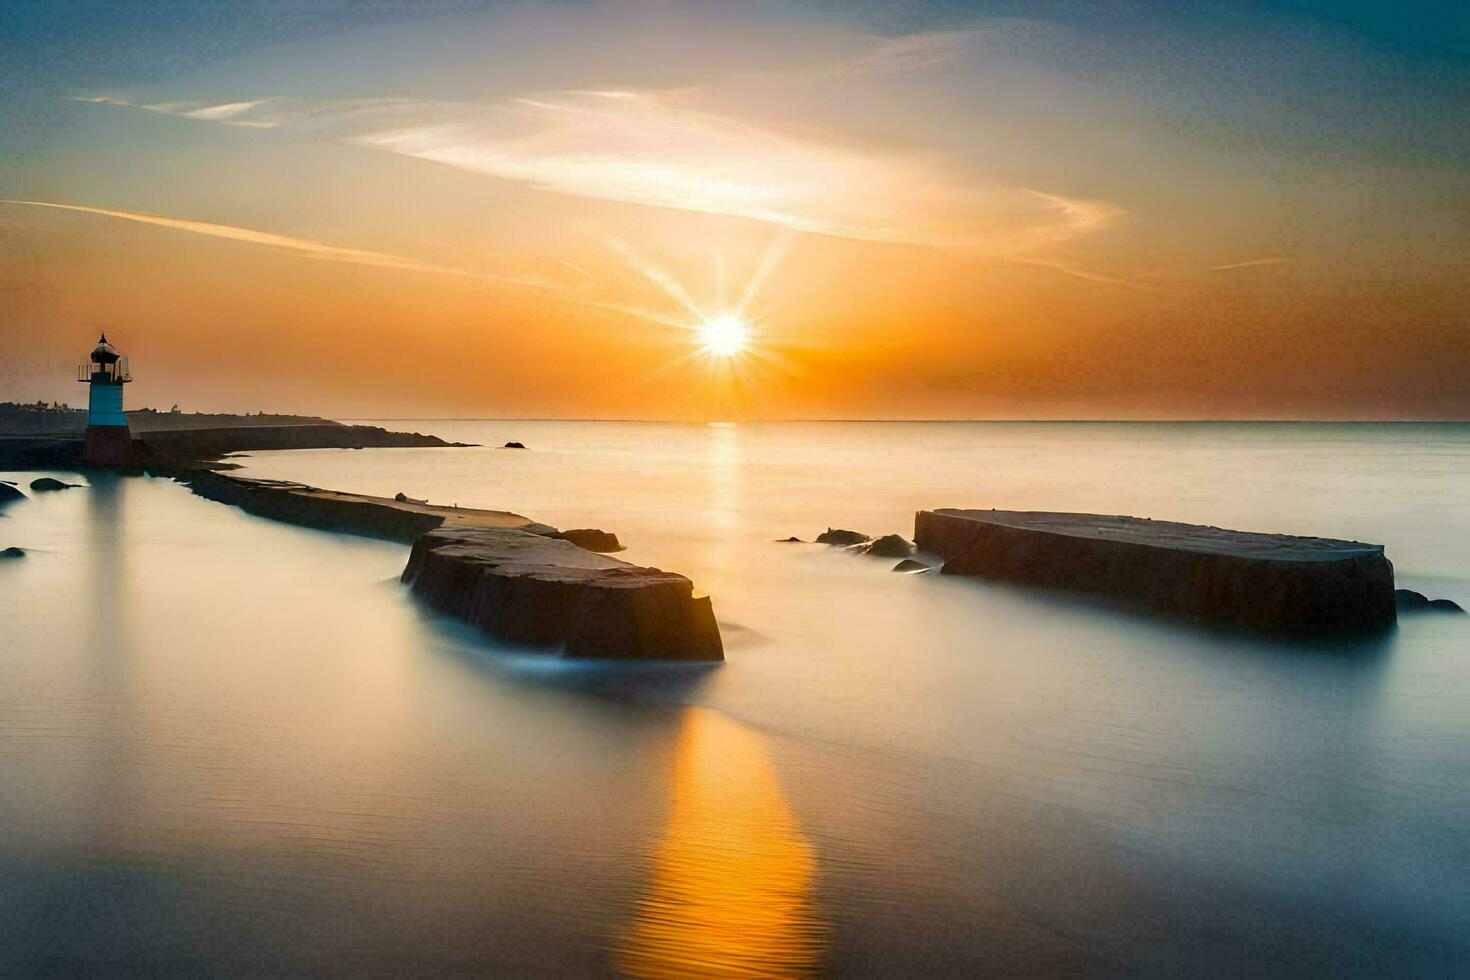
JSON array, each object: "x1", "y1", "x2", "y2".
[{"x1": 596, "y1": 232, "x2": 804, "y2": 417}]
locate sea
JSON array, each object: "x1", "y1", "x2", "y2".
[{"x1": 2, "y1": 421, "x2": 1467, "y2": 976}]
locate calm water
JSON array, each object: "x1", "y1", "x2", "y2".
[{"x1": 2, "y1": 422, "x2": 1468, "y2": 976}]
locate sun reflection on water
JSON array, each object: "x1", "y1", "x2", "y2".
[{"x1": 618, "y1": 707, "x2": 826, "y2": 978}]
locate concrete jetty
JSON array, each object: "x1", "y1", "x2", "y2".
[{"x1": 914, "y1": 509, "x2": 1396, "y2": 631}]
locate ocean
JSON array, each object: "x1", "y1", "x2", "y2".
[{"x1": 2, "y1": 421, "x2": 1467, "y2": 975}]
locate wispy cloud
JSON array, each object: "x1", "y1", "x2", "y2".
[
  {"x1": 0, "y1": 199, "x2": 570, "y2": 289},
  {"x1": 72, "y1": 95, "x2": 283, "y2": 128},
  {"x1": 1209, "y1": 256, "x2": 1291, "y2": 271},
  {"x1": 76, "y1": 85, "x2": 1122, "y2": 255},
  {"x1": 1009, "y1": 257, "x2": 1156, "y2": 290},
  {"x1": 816, "y1": 32, "x2": 972, "y2": 79}
]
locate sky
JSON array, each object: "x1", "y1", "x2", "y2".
[{"x1": 1, "y1": 0, "x2": 1466, "y2": 419}]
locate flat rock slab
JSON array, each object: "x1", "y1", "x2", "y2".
[
  {"x1": 915, "y1": 509, "x2": 1396, "y2": 631},
  {"x1": 403, "y1": 527, "x2": 723, "y2": 661}
]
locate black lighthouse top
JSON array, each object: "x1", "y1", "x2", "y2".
[
  {"x1": 90, "y1": 333, "x2": 121, "y2": 364},
  {"x1": 78, "y1": 333, "x2": 131, "y2": 384}
]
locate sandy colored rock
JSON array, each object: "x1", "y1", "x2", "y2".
[
  {"x1": 916, "y1": 508, "x2": 1396, "y2": 631},
  {"x1": 402, "y1": 526, "x2": 723, "y2": 661}
]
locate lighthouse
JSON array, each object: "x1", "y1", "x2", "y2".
[{"x1": 77, "y1": 333, "x2": 133, "y2": 464}]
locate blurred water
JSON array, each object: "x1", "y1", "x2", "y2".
[{"x1": 2, "y1": 422, "x2": 1468, "y2": 975}]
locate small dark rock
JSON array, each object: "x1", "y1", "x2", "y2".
[
  {"x1": 816, "y1": 527, "x2": 870, "y2": 546},
  {"x1": 777, "y1": 536, "x2": 803, "y2": 543},
  {"x1": 559, "y1": 528, "x2": 624, "y2": 553},
  {"x1": 503, "y1": 441, "x2": 527, "y2": 449},
  {"x1": 29, "y1": 477, "x2": 79, "y2": 492},
  {"x1": 0, "y1": 546, "x2": 24, "y2": 559},
  {"x1": 1396, "y1": 589, "x2": 1465, "y2": 615},
  {"x1": 0, "y1": 483, "x2": 25, "y2": 504},
  {"x1": 892, "y1": 559, "x2": 930, "y2": 573},
  {"x1": 1395, "y1": 589, "x2": 1430, "y2": 610},
  {"x1": 393, "y1": 491, "x2": 428, "y2": 504},
  {"x1": 865, "y1": 534, "x2": 916, "y2": 558}
]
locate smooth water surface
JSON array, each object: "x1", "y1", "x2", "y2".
[{"x1": 2, "y1": 422, "x2": 1468, "y2": 975}]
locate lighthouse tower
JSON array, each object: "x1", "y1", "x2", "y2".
[{"x1": 77, "y1": 333, "x2": 133, "y2": 464}]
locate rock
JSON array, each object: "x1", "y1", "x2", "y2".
[
  {"x1": 394, "y1": 491, "x2": 428, "y2": 504},
  {"x1": 1397, "y1": 590, "x2": 1466, "y2": 614},
  {"x1": 816, "y1": 527, "x2": 870, "y2": 546},
  {"x1": 0, "y1": 546, "x2": 24, "y2": 559},
  {"x1": 915, "y1": 509, "x2": 1397, "y2": 632},
  {"x1": 892, "y1": 559, "x2": 930, "y2": 573},
  {"x1": 777, "y1": 536, "x2": 803, "y2": 542},
  {"x1": 865, "y1": 534, "x2": 916, "y2": 558},
  {"x1": 503, "y1": 441, "x2": 527, "y2": 449},
  {"x1": 29, "y1": 477, "x2": 80, "y2": 491},
  {"x1": 558, "y1": 528, "x2": 624, "y2": 553},
  {"x1": 1395, "y1": 589, "x2": 1430, "y2": 610},
  {"x1": 0, "y1": 483, "x2": 25, "y2": 504},
  {"x1": 402, "y1": 526, "x2": 723, "y2": 661}
]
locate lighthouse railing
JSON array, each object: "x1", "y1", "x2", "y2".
[{"x1": 77, "y1": 360, "x2": 132, "y2": 383}]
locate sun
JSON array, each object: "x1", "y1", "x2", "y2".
[{"x1": 696, "y1": 314, "x2": 749, "y2": 357}]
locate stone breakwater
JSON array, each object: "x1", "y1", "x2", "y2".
[
  {"x1": 915, "y1": 509, "x2": 1397, "y2": 631},
  {"x1": 0, "y1": 422, "x2": 467, "y2": 471},
  {"x1": 141, "y1": 423, "x2": 468, "y2": 462},
  {"x1": 183, "y1": 473, "x2": 723, "y2": 661}
]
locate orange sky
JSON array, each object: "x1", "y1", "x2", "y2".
[{"x1": 1, "y1": 2, "x2": 1466, "y2": 419}]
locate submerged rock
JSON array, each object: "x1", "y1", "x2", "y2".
[
  {"x1": 1397, "y1": 589, "x2": 1466, "y2": 614},
  {"x1": 816, "y1": 528, "x2": 870, "y2": 546},
  {"x1": 777, "y1": 536, "x2": 803, "y2": 543},
  {"x1": 503, "y1": 441, "x2": 527, "y2": 449},
  {"x1": 892, "y1": 559, "x2": 930, "y2": 573},
  {"x1": 29, "y1": 477, "x2": 80, "y2": 492},
  {"x1": 916, "y1": 508, "x2": 1397, "y2": 632},
  {"x1": 558, "y1": 528, "x2": 624, "y2": 553},
  {"x1": 0, "y1": 546, "x2": 24, "y2": 559},
  {"x1": 866, "y1": 534, "x2": 916, "y2": 558}
]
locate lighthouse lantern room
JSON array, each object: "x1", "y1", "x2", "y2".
[{"x1": 77, "y1": 333, "x2": 133, "y2": 464}]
